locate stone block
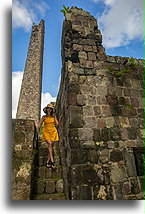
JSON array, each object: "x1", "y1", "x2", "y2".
[
  {"x1": 97, "y1": 86, "x2": 108, "y2": 96},
  {"x1": 99, "y1": 149, "x2": 109, "y2": 163},
  {"x1": 84, "y1": 68, "x2": 96, "y2": 75},
  {"x1": 106, "y1": 95, "x2": 118, "y2": 106},
  {"x1": 81, "y1": 167, "x2": 98, "y2": 185},
  {"x1": 122, "y1": 181, "x2": 131, "y2": 195},
  {"x1": 83, "y1": 105, "x2": 94, "y2": 116},
  {"x1": 78, "y1": 51, "x2": 87, "y2": 59},
  {"x1": 101, "y1": 128, "x2": 110, "y2": 142},
  {"x1": 88, "y1": 52, "x2": 96, "y2": 61},
  {"x1": 83, "y1": 45, "x2": 93, "y2": 52},
  {"x1": 93, "y1": 106, "x2": 101, "y2": 116},
  {"x1": 75, "y1": 68, "x2": 85, "y2": 75},
  {"x1": 69, "y1": 106, "x2": 84, "y2": 128},
  {"x1": 130, "y1": 178, "x2": 140, "y2": 194},
  {"x1": 56, "y1": 179, "x2": 64, "y2": 193},
  {"x1": 101, "y1": 106, "x2": 112, "y2": 117},
  {"x1": 93, "y1": 129, "x2": 101, "y2": 141},
  {"x1": 80, "y1": 59, "x2": 93, "y2": 68},
  {"x1": 71, "y1": 185, "x2": 92, "y2": 200},
  {"x1": 38, "y1": 167, "x2": 46, "y2": 178},
  {"x1": 78, "y1": 128, "x2": 93, "y2": 141},
  {"x1": 71, "y1": 149, "x2": 88, "y2": 164},
  {"x1": 110, "y1": 149, "x2": 123, "y2": 162},
  {"x1": 73, "y1": 44, "x2": 83, "y2": 51},
  {"x1": 36, "y1": 180, "x2": 45, "y2": 194},
  {"x1": 80, "y1": 141, "x2": 96, "y2": 149},
  {"x1": 106, "y1": 117, "x2": 115, "y2": 128},
  {"x1": 83, "y1": 116, "x2": 98, "y2": 128},
  {"x1": 110, "y1": 164, "x2": 128, "y2": 184},
  {"x1": 68, "y1": 128, "x2": 80, "y2": 149},
  {"x1": 68, "y1": 81, "x2": 80, "y2": 93},
  {"x1": 110, "y1": 128, "x2": 121, "y2": 141},
  {"x1": 46, "y1": 180, "x2": 56, "y2": 194},
  {"x1": 77, "y1": 94, "x2": 86, "y2": 106},
  {"x1": 88, "y1": 149, "x2": 98, "y2": 163},
  {"x1": 68, "y1": 93, "x2": 77, "y2": 105}
]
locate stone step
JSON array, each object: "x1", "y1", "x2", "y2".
[
  {"x1": 37, "y1": 165, "x2": 62, "y2": 179},
  {"x1": 34, "y1": 193, "x2": 66, "y2": 200},
  {"x1": 34, "y1": 178, "x2": 64, "y2": 195},
  {"x1": 38, "y1": 156, "x2": 61, "y2": 167}
]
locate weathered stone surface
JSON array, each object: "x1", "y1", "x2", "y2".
[
  {"x1": 88, "y1": 149, "x2": 98, "y2": 163},
  {"x1": 46, "y1": 180, "x2": 56, "y2": 194},
  {"x1": 69, "y1": 106, "x2": 84, "y2": 128},
  {"x1": 124, "y1": 148, "x2": 137, "y2": 177},
  {"x1": 16, "y1": 20, "x2": 44, "y2": 124},
  {"x1": 77, "y1": 94, "x2": 87, "y2": 106},
  {"x1": 110, "y1": 164, "x2": 128, "y2": 184},
  {"x1": 56, "y1": 180, "x2": 64, "y2": 193},
  {"x1": 110, "y1": 149, "x2": 123, "y2": 162}
]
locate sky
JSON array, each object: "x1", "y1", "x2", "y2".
[{"x1": 12, "y1": 0, "x2": 144, "y2": 118}]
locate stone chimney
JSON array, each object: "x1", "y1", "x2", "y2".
[{"x1": 16, "y1": 20, "x2": 45, "y2": 124}]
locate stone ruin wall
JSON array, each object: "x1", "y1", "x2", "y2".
[{"x1": 55, "y1": 7, "x2": 144, "y2": 200}]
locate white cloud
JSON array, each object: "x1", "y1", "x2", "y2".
[
  {"x1": 12, "y1": 71, "x2": 23, "y2": 118},
  {"x1": 41, "y1": 93, "x2": 56, "y2": 117},
  {"x1": 12, "y1": 0, "x2": 49, "y2": 32},
  {"x1": 12, "y1": 0, "x2": 35, "y2": 32},
  {"x1": 12, "y1": 71, "x2": 56, "y2": 118},
  {"x1": 94, "y1": 0, "x2": 144, "y2": 48}
]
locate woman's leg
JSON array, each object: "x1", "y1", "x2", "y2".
[{"x1": 47, "y1": 140, "x2": 54, "y2": 162}]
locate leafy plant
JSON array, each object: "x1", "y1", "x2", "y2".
[
  {"x1": 40, "y1": 122, "x2": 44, "y2": 135},
  {"x1": 128, "y1": 57, "x2": 138, "y2": 66},
  {"x1": 108, "y1": 67, "x2": 131, "y2": 77},
  {"x1": 60, "y1": 5, "x2": 71, "y2": 17}
]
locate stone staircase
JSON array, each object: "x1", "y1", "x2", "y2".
[{"x1": 32, "y1": 139, "x2": 66, "y2": 200}]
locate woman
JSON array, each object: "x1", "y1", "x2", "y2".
[{"x1": 38, "y1": 103, "x2": 62, "y2": 169}]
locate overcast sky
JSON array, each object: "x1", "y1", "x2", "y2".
[{"x1": 12, "y1": 0, "x2": 144, "y2": 118}]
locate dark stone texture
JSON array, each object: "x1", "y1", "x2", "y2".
[
  {"x1": 110, "y1": 149, "x2": 123, "y2": 162},
  {"x1": 71, "y1": 149, "x2": 87, "y2": 164},
  {"x1": 71, "y1": 185, "x2": 92, "y2": 200},
  {"x1": 68, "y1": 128, "x2": 80, "y2": 149},
  {"x1": 93, "y1": 129, "x2": 101, "y2": 141},
  {"x1": 69, "y1": 106, "x2": 84, "y2": 128},
  {"x1": 124, "y1": 148, "x2": 137, "y2": 177},
  {"x1": 106, "y1": 95, "x2": 118, "y2": 106},
  {"x1": 81, "y1": 167, "x2": 98, "y2": 185},
  {"x1": 110, "y1": 128, "x2": 121, "y2": 141},
  {"x1": 130, "y1": 178, "x2": 140, "y2": 194}
]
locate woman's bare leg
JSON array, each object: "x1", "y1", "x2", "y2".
[
  {"x1": 46, "y1": 140, "x2": 56, "y2": 169},
  {"x1": 47, "y1": 140, "x2": 54, "y2": 162}
]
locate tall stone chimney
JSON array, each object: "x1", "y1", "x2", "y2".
[{"x1": 16, "y1": 20, "x2": 45, "y2": 124}]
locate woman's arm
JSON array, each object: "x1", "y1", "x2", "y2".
[
  {"x1": 38, "y1": 116, "x2": 45, "y2": 131},
  {"x1": 54, "y1": 115, "x2": 62, "y2": 126}
]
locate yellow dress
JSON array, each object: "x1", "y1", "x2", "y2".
[{"x1": 42, "y1": 116, "x2": 59, "y2": 142}]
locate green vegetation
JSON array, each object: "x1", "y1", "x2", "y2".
[
  {"x1": 108, "y1": 67, "x2": 132, "y2": 78},
  {"x1": 128, "y1": 57, "x2": 139, "y2": 66},
  {"x1": 40, "y1": 122, "x2": 44, "y2": 135},
  {"x1": 60, "y1": 5, "x2": 72, "y2": 17}
]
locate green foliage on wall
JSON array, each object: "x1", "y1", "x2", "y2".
[{"x1": 60, "y1": 5, "x2": 72, "y2": 17}]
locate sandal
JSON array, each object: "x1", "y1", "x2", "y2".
[
  {"x1": 46, "y1": 161, "x2": 52, "y2": 168},
  {"x1": 51, "y1": 162, "x2": 57, "y2": 170}
]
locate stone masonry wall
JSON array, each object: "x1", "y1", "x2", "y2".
[
  {"x1": 12, "y1": 119, "x2": 38, "y2": 200},
  {"x1": 16, "y1": 20, "x2": 45, "y2": 124},
  {"x1": 55, "y1": 7, "x2": 144, "y2": 200}
]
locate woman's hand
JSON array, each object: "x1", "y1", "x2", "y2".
[{"x1": 59, "y1": 115, "x2": 63, "y2": 123}]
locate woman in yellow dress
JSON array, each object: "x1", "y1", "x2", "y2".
[{"x1": 38, "y1": 103, "x2": 62, "y2": 169}]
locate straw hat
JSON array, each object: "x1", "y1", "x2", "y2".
[{"x1": 43, "y1": 103, "x2": 54, "y2": 114}]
